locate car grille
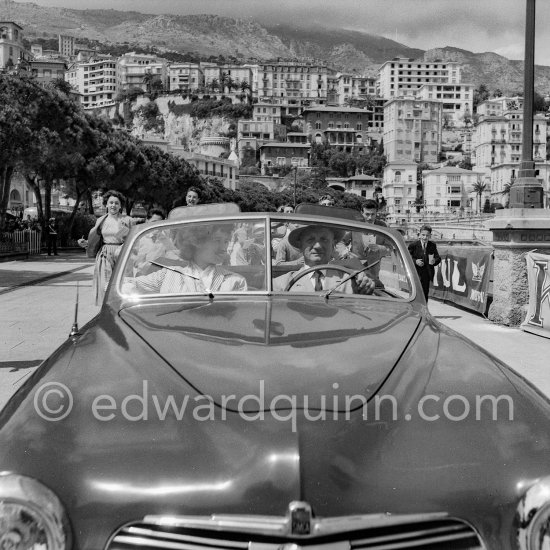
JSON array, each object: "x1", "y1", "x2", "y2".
[{"x1": 107, "y1": 517, "x2": 483, "y2": 550}]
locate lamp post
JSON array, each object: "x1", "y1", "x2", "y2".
[
  {"x1": 291, "y1": 161, "x2": 299, "y2": 209},
  {"x1": 486, "y1": 0, "x2": 550, "y2": 326},
  {"x1": 509, "y1": 0, "x2": 544, "y2": 208}
]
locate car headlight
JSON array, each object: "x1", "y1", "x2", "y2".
[
  {"x1": 517, "y1": 476, "x2": 550, "y2": 549},
  {"x1": 0, "y1": 473, "x2": 71, "y2": 550}
]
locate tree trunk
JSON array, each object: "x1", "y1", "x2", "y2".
[
  {"x1": 66, "y1": 187, "x2": 84, "y2": 238},
  {"x1": 86, "y1": 188, "x2": 94, "y2": 214},
  {"x1": 0, "y1": 165, "x2": 14, "y2": 229}
]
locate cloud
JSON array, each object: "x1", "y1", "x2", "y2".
[{"x1": 24, "y1": 0, "x2": 550, "y2": 65}]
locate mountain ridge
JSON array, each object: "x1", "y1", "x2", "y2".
[{"x1": 3, "y1": 0, "x2": 550, "y2": 93}]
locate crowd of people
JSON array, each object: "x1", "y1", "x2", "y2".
[{"x1": 3, "y1": 215, "x2": 41, "y2": 232}]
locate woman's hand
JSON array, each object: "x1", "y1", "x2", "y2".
[{"x1": 78, "y1": 237, "x2": 88, "y2": 249}]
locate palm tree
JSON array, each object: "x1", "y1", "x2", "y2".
[
  {"x1": 239, "y1": 80, "x2": 251, "y2": 104},
  {"x1": 502, "y1": 181, "x2": 513, "y2": 208},
  {"x1": 225, "y1": 75, "x2": 235, "y2": 93},
  {"x1": 472, "y1": 179, "x2": 487, "y2": 213}
]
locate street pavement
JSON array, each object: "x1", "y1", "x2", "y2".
[
  {"x1": 0, "y1": 251, "x2": 99, "y2": 408},
  {"x1": 1, "y1": 252, "x2": 549, "y2": 411}
]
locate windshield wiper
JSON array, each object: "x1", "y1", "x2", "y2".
[
  {"x1": 148, "y1": 261, "x2": 215, "y2": 299},
  {"x1": 323, "y1": 260, "x2": 381, "y2": 300}
]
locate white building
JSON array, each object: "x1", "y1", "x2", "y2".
[
  {"x1": 168, "y1": 63, "x2": 203, "y2": 93},
  {"x1": 0, "y1": 22, "x2": 30, "y2": 70},
  {"x1": 377, "y1": 57, "x2": 462, "y2": 99},
  {"x1": 329, "y1": 73, "x2": 377, "y2": 106},
  {"x1": 66, "y1": 57, "x2": 117, "y2": 109},
  {"x1": 422, "y1": 166, "x2": 486, "y2": 215},
  {"x1": 383, "y1": 97, "x2": 442, "y2": 163},
  {"x1": 117, "y1": 52, "x2": 167, "y2": 93},
  {"x1": 255, "y1": 61, "x2": 330, "y2": 116},
  {"x1": 382, "y1": 160, "x2": 417, "y2": 223},
  {"x1": 416, "y1": 83, "x2": 474, "y2": 127},
  {"x1": 471, "y1": 97, "x2": 549, "y2": 203}
]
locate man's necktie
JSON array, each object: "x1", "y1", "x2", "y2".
[{"x1": 314, "y1": 271, "x2": 323, "y2": 291}]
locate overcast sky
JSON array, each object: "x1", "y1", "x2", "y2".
[{"x1": 23, "y1": 0, "x2": 550, "y2": 65}]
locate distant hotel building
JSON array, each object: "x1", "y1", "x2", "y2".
[
  {"x1": 383, "y1": 97, "x2": 442, "y2": 164},
  {"x1": 66, "y1": 56, "x2": 117, "y2": 109},
  {"x1": 471, "y1": 96, "x2": 550, "y2": 205},
  {"x1": 0, "y1": 22, "x2": 30, "y2": 70},
  {"x1": 58, "y1": 34, "x2": 76, "y2": 57},
  {"x1": 377, "y1": 57, "x2": 462, "y2": 99},
  {"x1": 302, "y1": 106, "x2": 378, "y2": 153}
]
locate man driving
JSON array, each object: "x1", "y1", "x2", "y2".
[{"x1": 273, "y1": 224, "x2": 375, "y2": 294}]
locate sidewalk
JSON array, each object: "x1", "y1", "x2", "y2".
[
  {"x1": 0, "y1": 251, "x2": 94, "y2": 293},
  {"x1": 428, "y1": 299, "x2": 550, "y2": 398}
]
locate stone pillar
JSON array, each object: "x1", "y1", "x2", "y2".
[{"x1": 487, "y1": 208, "x2": 550, "y2": 326}]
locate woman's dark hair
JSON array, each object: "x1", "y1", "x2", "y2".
[
  {"x1": 362, "y1": 199, "x2": 378, "y2": 211},
  {"x1": 102, "y1": 189, "x2": 126, "y2": 207},
  {"x1": 147, "y1": 208, "x2": 166, "y2": 220},
  {"x1": 186, "y1": 186, "x2": 201, "y2": 198}
]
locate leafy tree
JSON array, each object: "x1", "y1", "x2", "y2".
[
  {"x1": 459, "y1": 157, "x2": 473, "y2": 170},
  {"x1": 473, "y1": 84, "x2": 490, "y2": 110}
]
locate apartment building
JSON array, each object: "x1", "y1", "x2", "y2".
[
  {"x1": 29, "y1": 58, "x2": 66, "y2": 85},
  {"x1": 383, "y1": 97, "x2": 442, "y2": 163},
  {"x1": 168, "y1": 63, "x2": 203, "y2": 92},
  {"x1": 259, "y1": 143, "x2": 311, "y2": 170},
  {"x1": 416, "y1": 82, "x2": 474, "y2": 127},
  {"x1": 0, "y1": 22, "x2": 30, "y2": 70},
  {"x1": 254, "y1": 61, "x2": 329, "y2": 117},
  {"x1": 382, "y1": 160, "x2": 418, "y2": 223},
  {"x1": 66, "y1": 57, "x2": 117, "y2": 109},
  {"x1": 58, "y1": 34, "x2": 76, "y2": 57},
  {"x1": 253, "y1": 102, "x2": 282, "y2": 124},
  {"x1": 471, "y1": 97, "x2": 549, "y2": 203},
  {"x1": 377, "y1": 57, "x2": 462, "y2": 99},
  {"x1": 117, "y1": 52, "x2": 167, "y2": 93},
  {"x1": 340, "y1": 174, "x2": 382, "y2": 199},
  {"x1": 329, "y1": 73, "x2": 377, "y2": 105},
  {"x1": 200, "y1": 63, "x2": 254, "y2": 92},
  {"x1": 302, "y1": 106, "x2": 377, "y2": 153},
  {"x1": 422, "y1": 166, "x2": 486, "y2": 215}
]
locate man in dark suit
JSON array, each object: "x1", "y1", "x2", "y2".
[
  {"x1": 408, "y1": 224, "x2": 441, "y2": 302},
  {"x1": 273, "y1": 224, "x2": 375, "y2": 295}
]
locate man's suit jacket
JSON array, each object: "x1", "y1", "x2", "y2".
[
  {"x1": 407, "y1": 240, "x2": 441, "y2": 281},
  {"x1": 273, "y1": 267, "x2": 354, "y2": 293}
]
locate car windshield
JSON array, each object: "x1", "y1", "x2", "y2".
[{"x1": 119, "y1": 217, "x2": 413, "y2": 299}]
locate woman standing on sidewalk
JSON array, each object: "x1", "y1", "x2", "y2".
[{"x1": 80, "y1": 190, "x2": 133, "y2": 305}]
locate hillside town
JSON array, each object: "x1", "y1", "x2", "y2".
[{"x1": 3, "y1": 20, "x2": 549, "y2": 230}]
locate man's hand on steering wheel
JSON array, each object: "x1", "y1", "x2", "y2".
[{"x1": 351, "y1": 271, "x2": 375, "y2": 295}]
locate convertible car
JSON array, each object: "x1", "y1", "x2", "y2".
[{"x1": 1, "y1": 204, "x2": 550, "y2": 550}]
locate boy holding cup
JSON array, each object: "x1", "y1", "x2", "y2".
[{"x1": 408, "y1": 224, "x2": 441, "y2": 302}]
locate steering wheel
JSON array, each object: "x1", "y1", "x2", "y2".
[{"x1": 284, "y1": 264, "x2": 357, "y2": 292}]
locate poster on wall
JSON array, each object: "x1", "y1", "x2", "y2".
[
  {"x1": 521, "y1": 251, "x2": 550, "y2": 339},
  {"x1": 430, "y1": 245, "x2": 493, "y2": 314}
]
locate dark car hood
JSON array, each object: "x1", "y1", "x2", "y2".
[
  {"x1": 119, "y1": 297, "x2": 421, "y2": 411},
  {"x1": 2, "y1": 304, "x2": 550, "y2": 549}
]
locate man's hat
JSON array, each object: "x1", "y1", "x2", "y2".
[{"x1": 288, "y1": 224, "x2": 345, "y2": 249}]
